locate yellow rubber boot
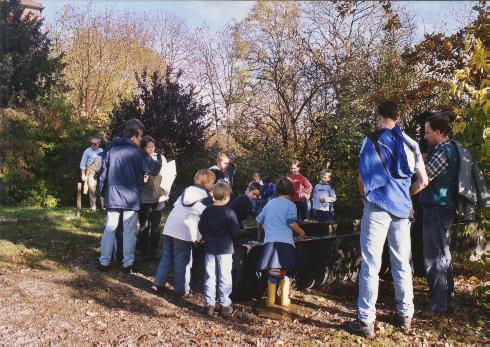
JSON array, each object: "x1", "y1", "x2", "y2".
[
  {"x1": 279, "y1": 279, "x2": 291, "y2": 306},
  {"x1": 266, "y1": 281, "x2": 277, "y2": 307}
]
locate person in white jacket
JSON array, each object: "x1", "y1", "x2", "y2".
[{"x1": 152, "y1": 169, "x2": 215, "y2": 296}]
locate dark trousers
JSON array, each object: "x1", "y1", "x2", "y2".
[
  {"x1": 138, "y1": 202, "x2": 163, "y2": 259},
  {"x1": 422, "y1": 206, "x2": 455, "y2": 312},
  {"x1": 294, "y1": 200, "x2": 308, "y2": 224},
  {"x1": 315, "y1": 209, "x2": 334, "y2": 223}
]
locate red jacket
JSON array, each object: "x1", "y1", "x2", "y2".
[{"x1": 287, "y1": 173, "x2": 312, "y2": 202}]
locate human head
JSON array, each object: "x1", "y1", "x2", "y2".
[
  {"x1": 246, "y1": 181, "x2": 262, "y2": 200},
  {"x1": 213, "y1": 182, "x2": 232, "y2": 203},
  {"x1": 229, "y1": 153, "x2": 236, "y2": 164},
  {"x1": 140, "y1": 135, "x2": 155, "y2": 156},
  {"x1": 194, "y1": 169, "x2": 216, "y2": 192},
  {"x1": 424, "y1": 114, "x2": 451, "y2": 147},
  {"x1": 276, "y1": 177, "x2": 294, "y2": 197},
  {"x1": 216, "y1": 152, "x2": 230, "y2": 172},
  {"x1": 262, "y1": 175, "x2": 273, "y2": 184},
  {"x1": 123, "y1": 118, "x2": 144, "y2": 145},
  {"x1": 290, "y1": 159, "x2": 300, "y2": 175},
  {"x1": 319, "y1": 169, "x2": 332, "y2": 184},
  {"x1": 377, "y1": 100, "x2": 399, "y2": 129},
  {"x1": 90, "y1": 137, "x2": 100, "y2": 149},
  {"x1": 252, "y1": 172, "x2": 261, "y2": 182}
]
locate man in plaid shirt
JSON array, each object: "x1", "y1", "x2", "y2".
[{"x1": 418, "y1": 114, "x2": 459, "y2": 316}]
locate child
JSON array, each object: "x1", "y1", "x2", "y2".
[
  {"x1": 261, "y1": 176, "x2": 276, "y2": 206},
  {"x1": 287, "y1": 159, "x2": 313, "y2": 224},
  {"x1": 256, "y1": 177, "x2": 305, "y2": 307},
  {"x1": 250, "y1": 173, "x2": 263, "y2": 212},
  {"x1": 229, "y1": 181, "x2": 262, "y2": 229},
  {"x1": 198, "y1": 183, "x2": 241, "y2": 316},
  {"x1": 312, "y1": 169, "x2": 336, "y2": 223},
  {"x1": 152, "y1": 169, "x2": 215, "y2": 296}
]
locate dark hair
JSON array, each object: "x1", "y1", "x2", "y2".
[
  {"x1": 247, "y1": 181, "x2": 262, "y2": 192},
  {"x1": 275, "y1": 177, "x2": 294, "y2": 196},
  {"x1": 377, "y1": 100, "x2": 398, "y2": 120},
  {"x1": 140, "y1": 135, "x2": 155, "y2": 149},
  {"x1": 262, "y1": 175, "x2": 273, "y2": 184},
  {"x1": 426, "y1": 114, "x2": 452, "y2": 136},
  {"x1": 123, "y1": 118, "x2": 144, "y2": 138}
]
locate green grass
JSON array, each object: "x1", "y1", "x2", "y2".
[{"x1": 0, "y1": 207, "x2": 105, "y2": 270}]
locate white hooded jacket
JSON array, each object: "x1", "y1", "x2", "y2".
[{"x1": 162, "y1": 185, "x2": 212, "y2": 242}]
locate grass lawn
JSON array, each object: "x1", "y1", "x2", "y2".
[{"x1": 0, "y1": 207, "x2": 487, "y2": 344}]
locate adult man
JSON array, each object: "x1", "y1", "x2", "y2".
[
  {"x1": 418, "y1": 114, "x2": 459, "y2": 315},
  {"x1": 209, "y1": 152, "x2": 230, "y2": 184},
  {"x1": 97, "y1": 119, "x2": 160, "y2": 273},
  {"x1": 80, "y1": 137, "x2": 103, "y2": 211},
  {"x1": 349, "y1": 101, "x2": 428, "y2": 338}
]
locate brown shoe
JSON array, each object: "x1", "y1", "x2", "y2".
[{"x1": 220, "y1": 305, "x2": 233, "y2": 317}]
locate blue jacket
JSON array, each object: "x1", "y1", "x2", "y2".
[
  {"x1": 98, "y1": 137, "x2": 160, "y2": 211},
  {"x1": 359, "y1": 126, "x2": 416, "y2": 218}
]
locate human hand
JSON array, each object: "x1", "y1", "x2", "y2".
[
  {"x1": 81, "y1": 174, "x2": 86, "y2": 182},
  {"x1": 156, "y1": 201, "x2": 165, "y2": 211},
  {"x1": 143, "y1": 174, "x2": 149, "y2": 184}
]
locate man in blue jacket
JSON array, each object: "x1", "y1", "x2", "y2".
[
  {"x1": 348, "y1": 101, "x2": 428, "y2": 338},
  {"x1": 97, "y1": 119, "x2": 160, "y2": 273}
]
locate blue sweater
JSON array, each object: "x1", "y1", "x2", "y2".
[{"x1": 198, "y1": 205, "x2": 241, "y2": 254}]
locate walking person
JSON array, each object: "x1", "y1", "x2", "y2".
[
  {"x1": 347, "y1": 101, "x2": 428, "y2": 338},
  {"x1": 97, "y1": 119, "x2": 161, "y2": 273},
  {"x1": 80, "y1": 137, "x2": 103, "y2": 211}
]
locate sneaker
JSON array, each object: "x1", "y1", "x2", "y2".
[
  {"x1": 203, "y1": 305, "x2": 215, "y2": 316},
  {"x1": 150, "y1": 285, "x2": 163, "y2": 295},
  {"x1": 220, "y1": 305, "x2": 233, "y2": 317},
  {"x1": 394, "y1": 314, "x2": 412, "y2": 330},
  {"x1": 97, "y1": 264, "x2": 110, "y2": 272},
  {"x1": 346, "y1": 319, "x2": 375, "y2": 339}
]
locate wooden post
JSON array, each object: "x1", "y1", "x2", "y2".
[{"x1": 76, "y1": 182, "x2": 82, "y2": 218}]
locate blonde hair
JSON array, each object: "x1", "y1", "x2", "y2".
[
  {"x1": 213, "y1": 182, "x2": 232, "y2": 201},
  {"x1": 194, "y1": 169, "x2": 216, "y2": 186},
  {"x1": 217, "y1": 152, "x2": 229, "y2": 162}
]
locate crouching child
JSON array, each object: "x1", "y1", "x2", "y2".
[{"x1": 198, "y1": 183, "x2": 241, "y2": 316}]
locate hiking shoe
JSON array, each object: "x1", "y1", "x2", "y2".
[
  {"x1": 394, "y1": 314, "x2": 412, "y2": 330},
  {"x1": 220, "y1": 305, "x2": 233, "y2": 317},
  {"x1": 97, "y1": 264, "x2": 110, "y2": 272},
  {"x1": 150, "y1": 285, "x2": 164, "y2": 295},
  {"x1": 346, "y1": 319, "x2": 375, "y2": 339},
  {"x1": 202, "y1": 305, "x2": 215, "y2": 316}
]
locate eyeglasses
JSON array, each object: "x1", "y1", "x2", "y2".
[{"x1": 91, "y1": 142, "x2": 98, "y2": 146}]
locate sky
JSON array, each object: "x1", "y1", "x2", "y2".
[{"x1": 40, "y1": 0, "x2": 477, "y2": 41}]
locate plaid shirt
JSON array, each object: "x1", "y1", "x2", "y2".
[{"x1": 426, "y1": 140, "x2": 450, "y2": 182}]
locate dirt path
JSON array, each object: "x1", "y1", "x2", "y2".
[{"x1": 0, "y1": 263, "x2": 487, "y2": 345}]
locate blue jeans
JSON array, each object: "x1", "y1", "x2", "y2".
[
  {"x1": 154, "y1": 235, "x2": 193, "y2": 295},
  {"x1": 315, "y1": 210, "x2": 334, "y2": 223},
  {"x1": 204, "y1": 253, "x2": 233, "y2": 307},
  {"x1": 99, "y1": 209, "x2": 138, "y2": 268},
  {"x1": 423, "y1": 206, "x2": 455, "y2": 312},
  {"x1": 358, "y1": 201, "x2": 414, "y2": 323}
]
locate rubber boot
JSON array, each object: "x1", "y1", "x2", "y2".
[
  {"x1": 266, "y1": 281, "x2": 277, "y2": 307},
  {"x1": 279, "y1": 278, "x2": 291, "y2": 306}
]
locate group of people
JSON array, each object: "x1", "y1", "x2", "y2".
[{"x1": 85, "y1": 99, "x2": 487, "y2": 338}]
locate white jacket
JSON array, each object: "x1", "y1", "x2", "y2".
[{"x1": 162, "y1": 185, "x2": 212, "y2": 242}]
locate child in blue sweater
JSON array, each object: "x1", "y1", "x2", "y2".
[{"x1": 198, "y1": 183, "x2": 241, "y2": 316}]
